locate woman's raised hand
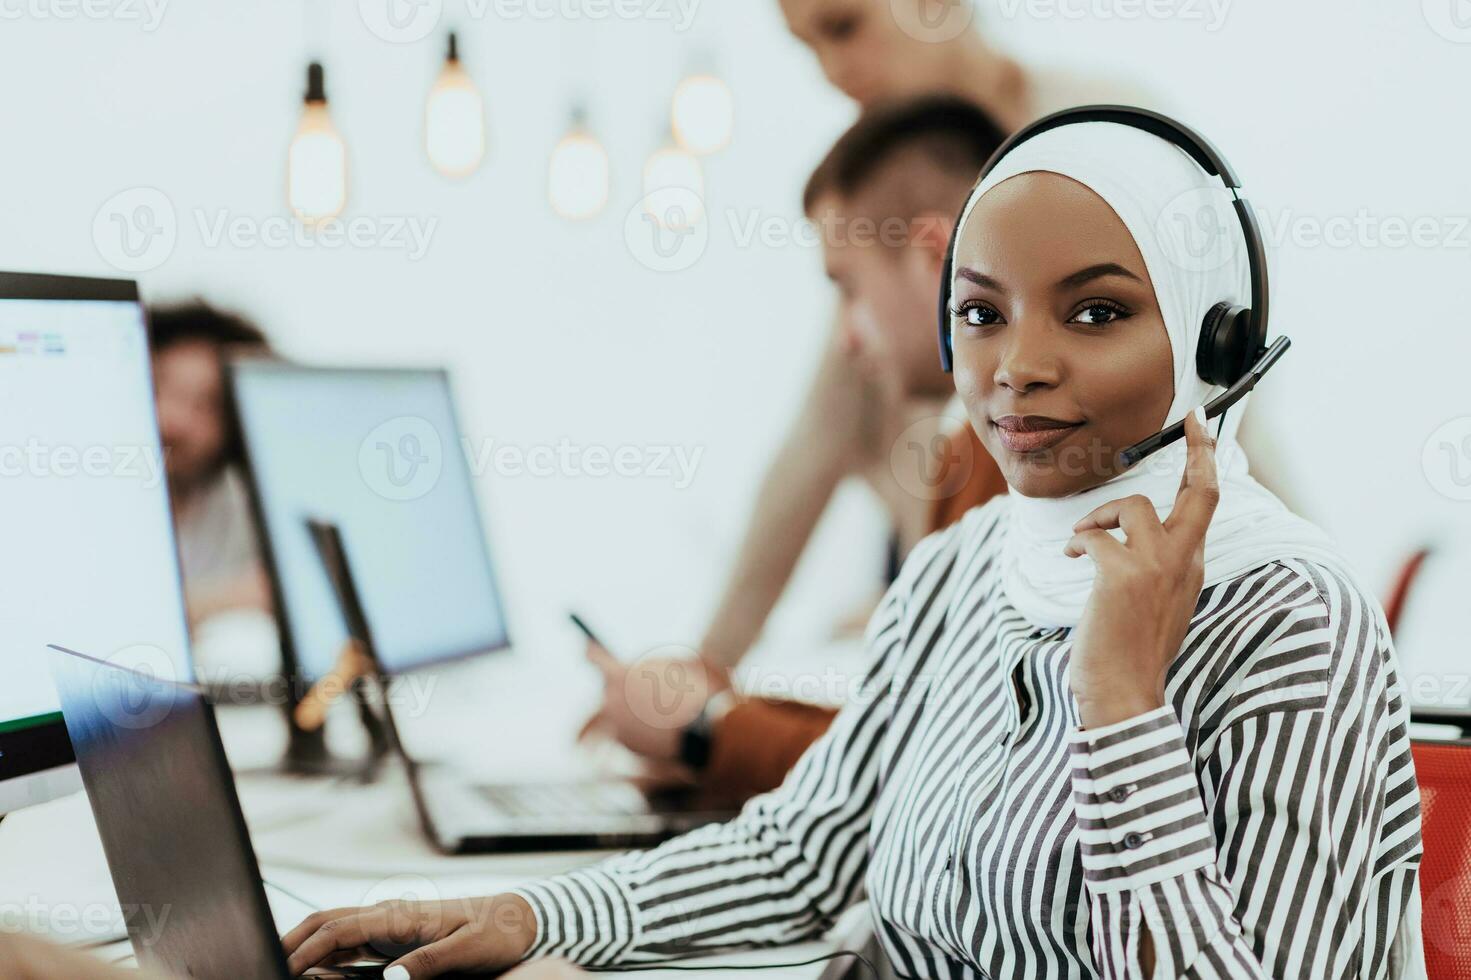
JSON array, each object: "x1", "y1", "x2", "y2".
[
  {"x1": 281, "y1": 892, "x2": 537, "y2": 978},
  {"x1": 1064, "y1": 407, "x2": 1220, "y2": 729}
]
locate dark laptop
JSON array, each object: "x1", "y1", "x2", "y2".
[{"x1": 47, "y1": 644, "x2": 392, "y2": 979}]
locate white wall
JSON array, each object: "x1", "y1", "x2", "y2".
[{"x1": 1, "y1": 0, "x2": 1466, "y2": 688}]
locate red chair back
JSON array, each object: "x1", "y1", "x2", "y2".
[{"x1": 1414, "y1": 738, "x2": 1471, "y2": 979}]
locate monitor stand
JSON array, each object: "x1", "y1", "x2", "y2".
[{"x1": 279, "y1": 696, "x2": 391, "y2": 782}]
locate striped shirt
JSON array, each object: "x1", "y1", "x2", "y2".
[{"x1": 515, "y1": 498, "x2": 1423, "y2": 978}]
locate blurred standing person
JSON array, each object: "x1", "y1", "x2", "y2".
[
  {"x1": 780, "y1": 0, "x2": 1153, "y2": 126},
  {"x1": 149, "y1": 301, "x2": 271, "y2": 628},
  {"x1": 583, "y1": 98, "x2": 1010, "y2": 802},
  {"x1": 580, "y1": 2, "x2": 1156, "y2": 784}
]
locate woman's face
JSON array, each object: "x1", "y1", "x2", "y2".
[{"x1": 949, "y1": 172, "x2": 1176, "y2": 498}]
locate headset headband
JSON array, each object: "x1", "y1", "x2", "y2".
[{"x1": 937, "y1": 104, "x2": 1269, "y2": 372}]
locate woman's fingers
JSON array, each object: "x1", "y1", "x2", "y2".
[
  {"x1": 1072, "y1": 494, "x2": 1163, "y2": 541},
  {"x1": 385, "y1": 928, "x2": 488, "y2": 980},
  {"x1": 1165, "y1": 407, "x2": 1220, "y2": 538},
  {"x1": 285, "y1": 904, "x2": 442, "y2": 976},
  {"x1": 1064, "y1": 528, "x2": 1128, "y2": 561},
  {"x1": 281, "y1": 908, "x2": 359, "y2": 957}
]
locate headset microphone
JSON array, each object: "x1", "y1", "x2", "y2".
[
  {"x1": 936, "y1": 105, "x2": 1291, "y2": 472},
  {"x1": 1115, "y1": 335, "x2": 1289, "y2": 468}
]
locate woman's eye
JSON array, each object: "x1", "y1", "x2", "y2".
[
  {"x1": 951, "y1": 303, "x2": 1002, "y2": 328},
  {"x1": 1069, "y1": 302, "x2": 1130, "y2": 326}
]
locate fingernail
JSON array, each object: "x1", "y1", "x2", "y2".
[
  {"x1": 385, "y1": 966, "x2": 410, "y2": 980},
  {"x1": 1192, "y1": 406, "x2": 1207, "y2": 427}
]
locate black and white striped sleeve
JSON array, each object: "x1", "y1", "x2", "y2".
[
  {"x1": 1068, "y1": 562, "x2": 1422, "y2": 979},
  {"x1": 509, "y1": 533, "x2": 946, "y2": 966}
]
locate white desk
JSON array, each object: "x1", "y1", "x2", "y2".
[{"x1": 0, "y1": 639, "x2": 877, "y2": 978}]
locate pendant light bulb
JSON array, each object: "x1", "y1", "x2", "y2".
[
  {"x1": 426, "y1": 33, "x2": 486, "y2": 178},
  {"x1": 642, "y1": 137, "x2": 705, "y2": 229},
  {"x1": 288, "y1": 62, "x2": 348, "y2": 222},
  {"x1": 548, "y1": 106, "x2": 610, "y2": 221},
  {"x1": 671, "y1": 73, "x2": 733, "y2": 156}
]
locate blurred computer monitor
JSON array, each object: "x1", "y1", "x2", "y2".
[
  {"x1": 227, "y1": 361, "x2": 510, "y2": 682},
  {"x1": 0, "y1": 271, "x2": 193, "y2": 815}
]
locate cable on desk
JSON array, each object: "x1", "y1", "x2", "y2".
[
  {"x1": 69, "y1": 934, "x2": 131, "y2": 950},
  {"x1": 255, "y1": 851, "x2": 555, "y2": 881},
  {"x1": 263, "y1": 877, "x2": 325, "y2": 914},
  {"x1": 586, "y1": 950, "x2": 879, "y2": 977}
]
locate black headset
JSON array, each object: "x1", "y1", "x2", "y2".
[{"x1": 936, "y1": 104, "x2": 1290, "y2": 469}]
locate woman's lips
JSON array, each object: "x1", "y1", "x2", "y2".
[{"x1": 991, "y1": 415, "x2": 1084, "y2": 454}]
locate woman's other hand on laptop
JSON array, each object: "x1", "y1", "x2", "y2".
[{"x1": 281, "y1": 893, "x2": 537, "y2": 978}]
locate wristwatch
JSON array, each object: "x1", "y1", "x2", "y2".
[{"x1": 679, "y1": 689, "x2": 737, "y2": 771}]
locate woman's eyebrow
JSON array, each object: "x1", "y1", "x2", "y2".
[
  {"x1": 955, "y1": 267, "x2": 1006, "y2": 292},
  {"x1": 1056, "y1": 263, "x2": 1143, "y2": 290}
]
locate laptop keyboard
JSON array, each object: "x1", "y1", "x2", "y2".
[{"x1": 475, "y1": 782, "x2": 648, "y2": 819}]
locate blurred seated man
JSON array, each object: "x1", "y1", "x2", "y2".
[
  {"x1": 149, "y1": 301, "x2": 272, "y2": 629},
  {"x1": 582, "y1": 97, "x2": 1010, "y2": 803}
]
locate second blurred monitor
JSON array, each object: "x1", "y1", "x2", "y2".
[{"x1": 227, "y1": 361, "x2": 509, "y2": 681}]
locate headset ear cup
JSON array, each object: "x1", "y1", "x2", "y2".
[{"x1": 1197, "y1": 302, "x2": 1256, "y2": 387}]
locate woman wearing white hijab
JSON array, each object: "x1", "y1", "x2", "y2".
[{"x1": 284, "y1": 115, "x2": 1422, "y2": 980}]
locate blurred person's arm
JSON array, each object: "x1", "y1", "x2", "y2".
[
  {"x1": 701, "y1": 697, "x2": 838, "y2": 801},
  {"x1": 0, "y1": 932, "x2": 165, "y2": 980},
  {"x1": 697, "y1": 321, "x2": 883, "y2": 670}
]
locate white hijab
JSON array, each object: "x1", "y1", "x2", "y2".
[{"x1": 954, "y1": 121, "x2": 1348, "y2": 628}]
